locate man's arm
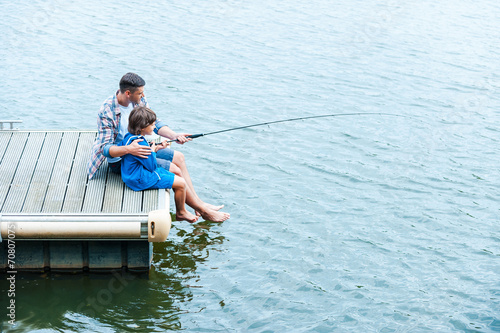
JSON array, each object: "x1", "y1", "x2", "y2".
[
  {"x1": 124, "y1": 139, "x2": 157, "y2": 171},
  {"x1": 107, "y1": 140, "x2": 151, "y2": 159},
  {"x1": 157, "y1": 126, "x2": 192, "y2": 144}
]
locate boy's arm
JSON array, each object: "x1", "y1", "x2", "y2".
[
  {"x1": 141, "y1": 152, "x2": 158, "y2": 172},
  {"x1": 135, "y1": 140, "x2": 157, "y2": 172}
]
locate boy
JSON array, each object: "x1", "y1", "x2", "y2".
[{"x1": 121, "y1": 106, "x2": 198, "y2": 223}]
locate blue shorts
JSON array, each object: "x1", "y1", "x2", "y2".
[
  {"x1": 156, "y1": 147, "x2": 175, "y2": 171},
  {"x1": 150, "y1": 169, "x2": 175, "y2": 190}
]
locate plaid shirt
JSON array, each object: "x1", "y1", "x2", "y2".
[{"x1": 87, "y1": 91, "x2": 150, "y2": 180}]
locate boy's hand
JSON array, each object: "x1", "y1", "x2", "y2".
[
  {"x1": 155, "y1": 140, "x2": 170, "y2": 151},
  {"x1": 150, "y1": 141, "x2": 157, "y2": 152}
]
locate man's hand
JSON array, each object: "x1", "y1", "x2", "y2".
[
  {"x1": 128, "y1": 139, "x2": 152, "y2": 158},
  {"x1": 174, "y1": 133, "x2": 193, "y2": 144}
]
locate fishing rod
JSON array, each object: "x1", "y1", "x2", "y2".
[{"x1": 165, "y1": 112, "x2": 405, "y2": 143}]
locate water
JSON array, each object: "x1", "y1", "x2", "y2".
[{"x1": 1, "y1": 0, "x2": 499, "y2": 331}]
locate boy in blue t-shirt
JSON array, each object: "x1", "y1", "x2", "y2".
[{"x1": 120, "y1": 106, "x2": 198, "y2": 223}]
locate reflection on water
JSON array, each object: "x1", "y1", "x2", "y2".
[
  {"x1": 154, "y1": 219, "x2": 226, "y2": 273},
  {"x1": 0, "y1": 220, "x2": 225, "y2": 332}
]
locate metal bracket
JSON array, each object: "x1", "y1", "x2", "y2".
[{"x1": 0, "y1": 120, "x2": 23, "y2": 131}]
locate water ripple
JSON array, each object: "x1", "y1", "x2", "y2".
[{"x1": 1, "y1": 0, "x2": 500, "y2": 332}]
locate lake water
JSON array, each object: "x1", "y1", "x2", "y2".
[{"x1": 1, "y1": 0, "x2": 499, "y2": 331}]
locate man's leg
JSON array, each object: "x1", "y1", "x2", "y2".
[
  {"x1": 109, "y1": 161, "x2": 121, "y2": 174},
  {"x1": 168, "y1": 160, "x2": 229, "y2": 221},
  {"x1": 157, "y1": 148, "x2": 228, "y2": 221},
  {"x1": 182, "y1": 183, "x2": 230, "y2": 222},
  {"x1": 171, "y1": 150, "x2": 224, "y2": 212},
  {"x1": 156, "y1": 148, "x2": 174, "y2": 170},
  {"x1": 158, "y1": 148, "x2": 223, "y2": 211}
]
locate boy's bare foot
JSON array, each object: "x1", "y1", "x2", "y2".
[
  {"x1": 200, "y1": 209, "x2": 230, "y2": 222},
  {"x1": 176, "y1": 211, "x2": 199, "y2": 223}
]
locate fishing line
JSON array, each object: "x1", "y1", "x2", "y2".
[{"x1": 166, "y1": 112, "x2": 405, "y2": 143}]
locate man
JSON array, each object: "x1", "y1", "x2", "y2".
[{"x1": 87, "y1": 73, "x2": 229, "y2": 222}]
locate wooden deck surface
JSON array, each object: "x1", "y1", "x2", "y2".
[{"x1": 0, "y1": 131, "x2": 163, "y2": 215}]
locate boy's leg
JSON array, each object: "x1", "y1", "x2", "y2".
[{"x1": 171, "y1": 176, "x2": 198, "y2": 223}]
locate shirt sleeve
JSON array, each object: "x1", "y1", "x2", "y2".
[
  {"x1": 154, "y1": 120, "x2": 168, "y2": 134},
  {"x1": 96, "y1": 105, "x2": 116, "y2": 155},
  {"x1": 103, "y1": 143, "x2": 113, "y2": 158}
]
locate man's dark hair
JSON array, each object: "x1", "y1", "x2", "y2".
[
  {"x1": 128, "y1": 106, "x2": 157, "y2": 135},
  {"x1": 120, "y1": 73, "x2": 146, "y2": 93}
]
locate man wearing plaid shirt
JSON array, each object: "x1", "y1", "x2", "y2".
[{"x1": 87, "y1": 73, "x2": 230, "y2": 222}]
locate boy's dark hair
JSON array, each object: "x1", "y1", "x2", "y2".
[
  {"x1": 128, "y1": 106, "x2": 157, "y2": 135},
  {"x1": 119, "y1": 73, "x2": 146, "y2": 93}
]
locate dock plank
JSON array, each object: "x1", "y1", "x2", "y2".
[
  {"x1": 122, "y1": 186, "x2": 143, "y2": 213},
  {"x1": 80, "y1": 162, "x2": 107, "y2": 213},
  {"x1": 2, "y1": 132, "x2": 45, "y2": 213},
  {"x1": 42, "y1": 132, "x2": 80, "y2": 213},
  {"x1": 22, "y1": 132, "x2": 63, "y2": 213},
  {"x1": 0, "y1": 132, "x2": 12, "y2": 162},
  {"x1": 0, "y1": 132, "x2": 28, "y2": 211},
  {"x1": 62, "y1": 132, "x2": 95, "y2": 213},
  {"x1": 101, "y1": 169, "x2": 125, "y2": 213},
  {"x1": 143, "y1": 189, "x2": 160, "y2": 213}
]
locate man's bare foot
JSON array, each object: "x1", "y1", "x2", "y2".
[
  {"x1": 176, "y1": 210, "x2": 199, "y2": 223},
  {"x1": 206, "y1": 203, "x2": 224, "y2": 211},
  {"x1": 195, "y1": 204, "x2": 223, "y2": 217},
  {"x1": 200, "y1": 209, "x2": 230, "y2": 222}
]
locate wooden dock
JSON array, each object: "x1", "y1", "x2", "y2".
[{"x1": 0, "y1": 131, "x2": 170, "y2": 272}]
